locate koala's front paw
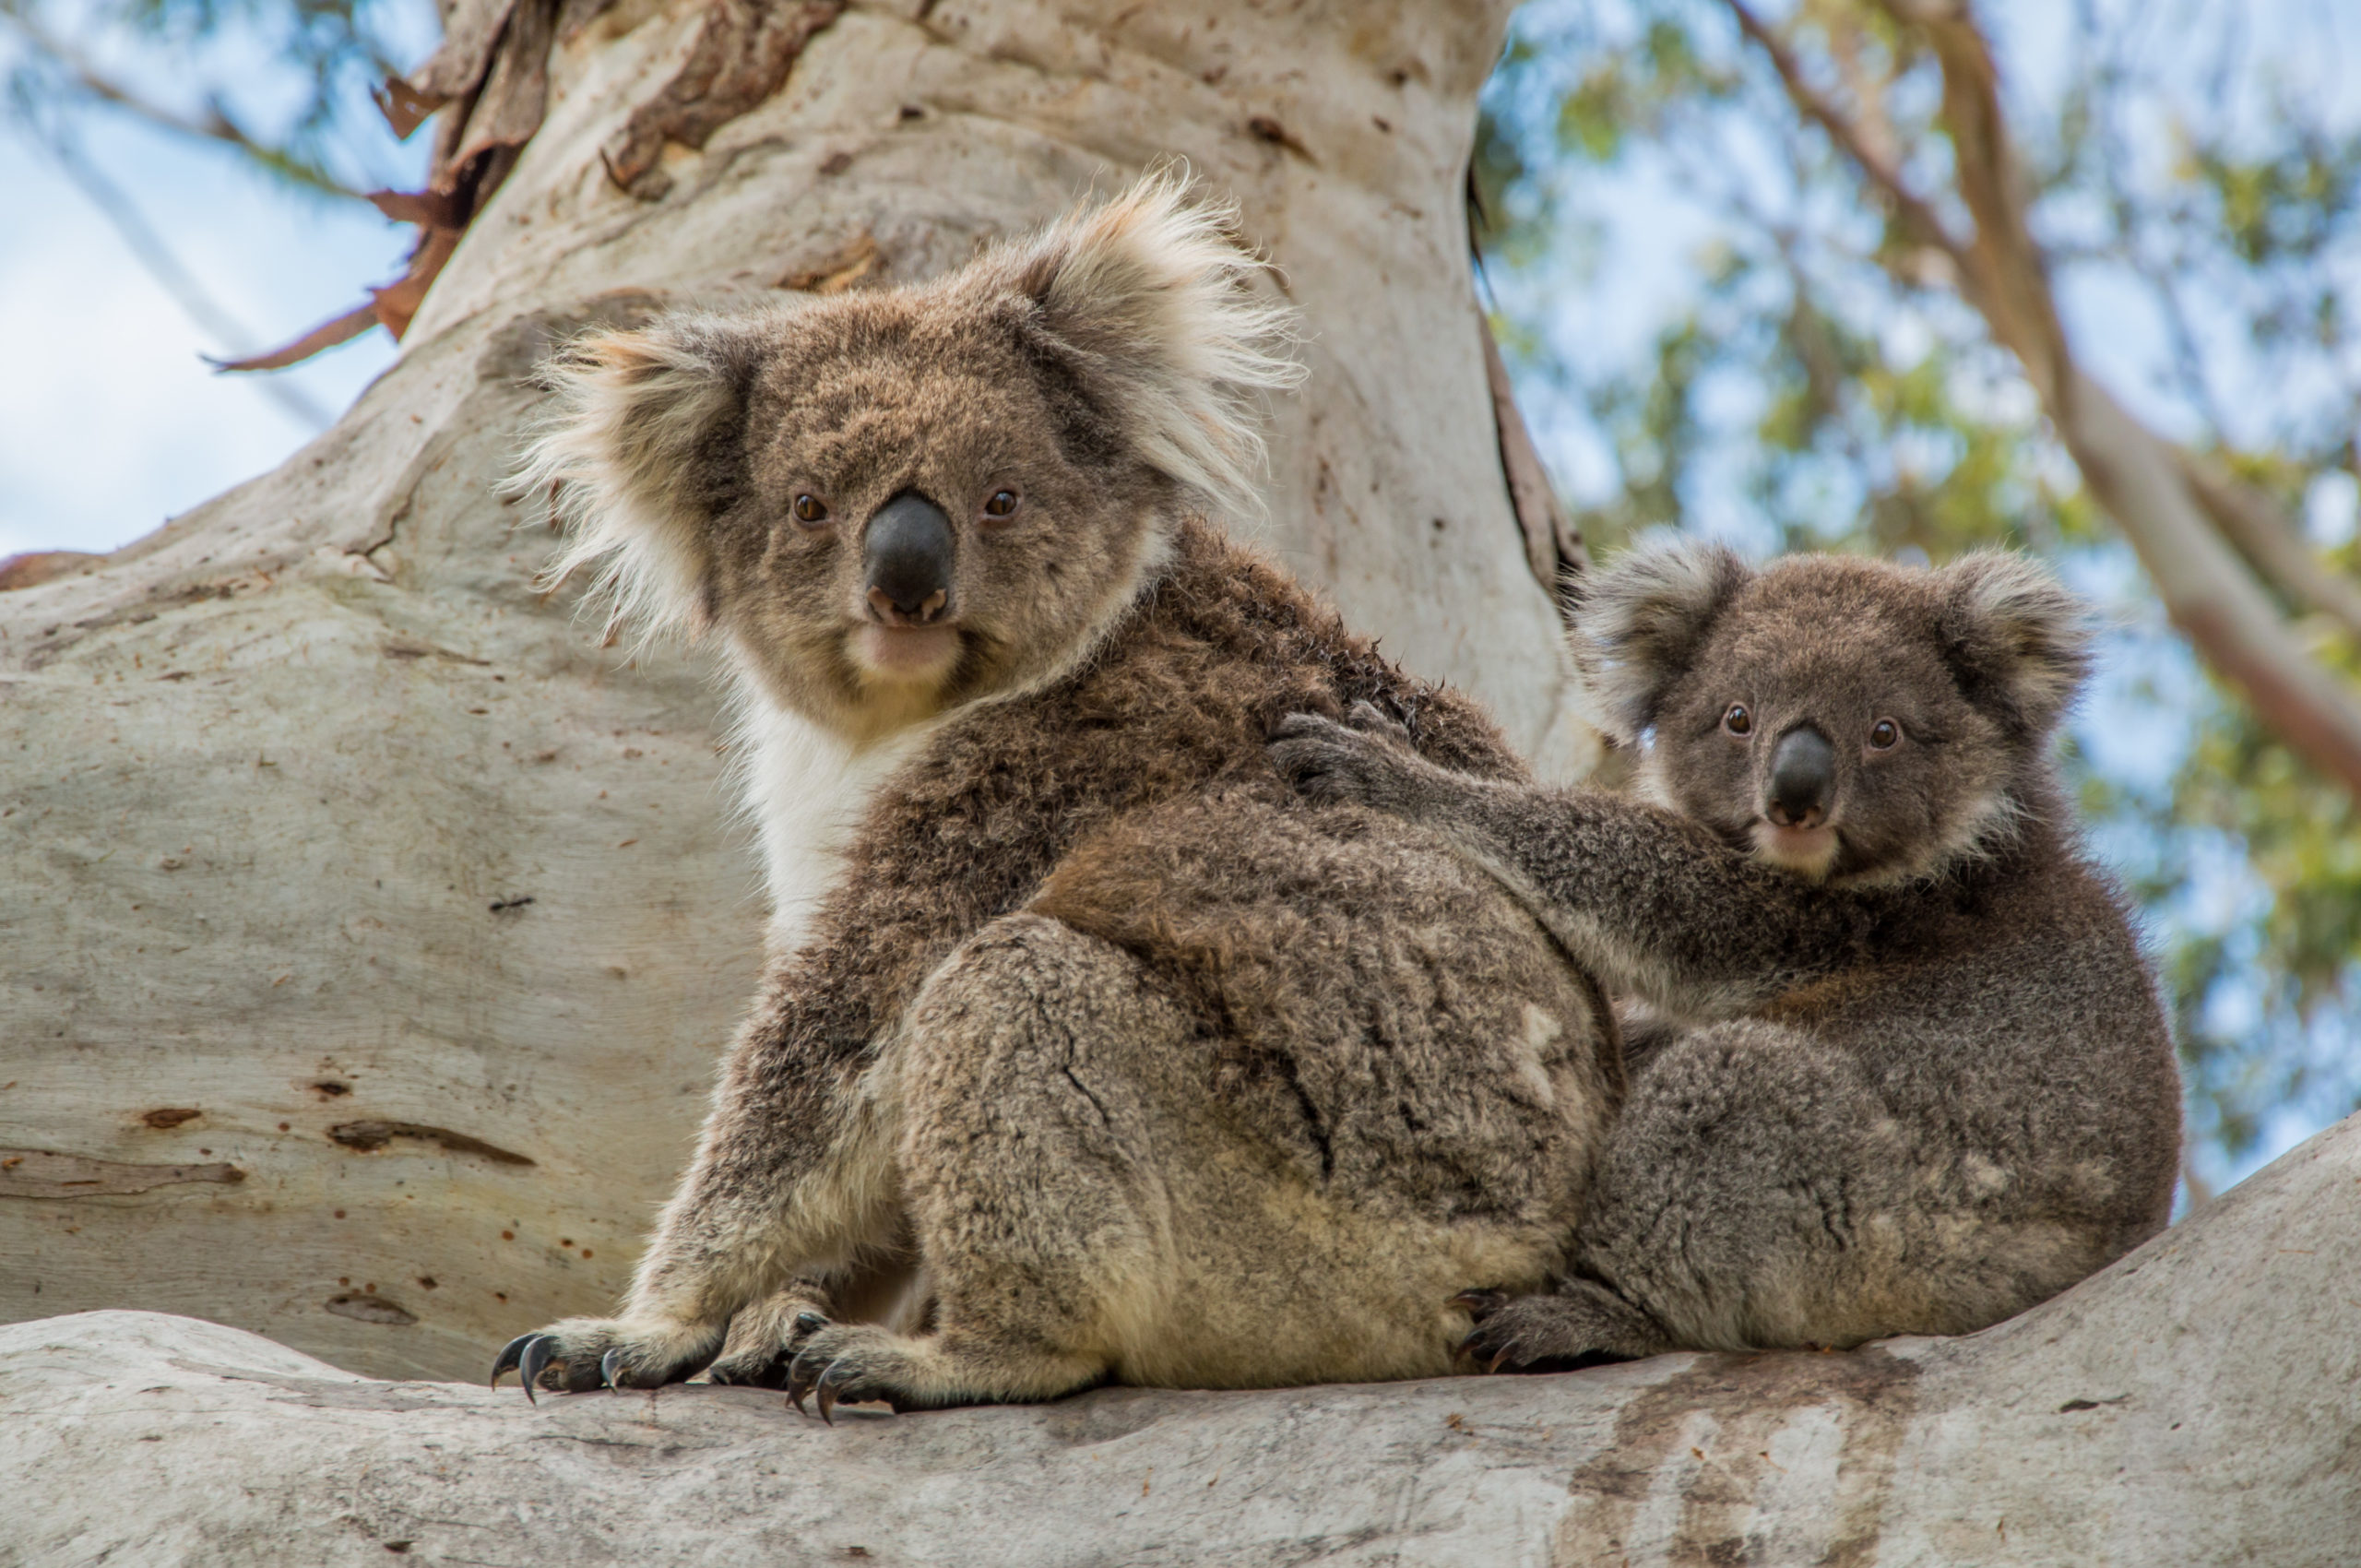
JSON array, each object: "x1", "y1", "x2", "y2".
[
  {"x1": 1455, "y1": 1280, "x2": 1668, "y2": 1373},
  {"x1": 1268, "y1": 703, "x2": 1429, "y2": 814},
  {"x1": 489, "y1": 1314, "x2": 722, "y2": 1400}
]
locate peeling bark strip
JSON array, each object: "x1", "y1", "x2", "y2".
[
  {"x1": 600, "y1": 0, "x2": 847, "y2": 200},
  {"x1": 229, "y1": 0, "x2": 841, "y2": 368},
  {"x1": 327, "y1": 1122, "x2": 537, "y2": 1166},
  {"x1": 1483, "y1": 322, "x2": 1587, "y2": 610},
  {"x1": 0, "y1": 1148, "x2": 244, "y2": 1199},
  {"x1": 324, "y1": 1293, "x2": 420, "y2": 1326},
  {"x1": 0, "y1": 551, "x2": 102, "y2": 591},
  {"x1": 777, "y1": 231, "x2": 882, "y2": 293}
]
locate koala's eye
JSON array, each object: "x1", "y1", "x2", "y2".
[
  {"x1": 790, "y1": 493, "x2": 829, "y2": 528},
  {"x1": 1869, "y1": 719, "x2": 1901, "y2": 750},
  {"x1": 982, "y1": 488, "x2": 1021, "y2": 520},
  {"x1": 1723, "y1": 704, "x2": 1752, "y2": 736}
]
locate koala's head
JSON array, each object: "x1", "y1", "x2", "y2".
[
  {"x1": 1571, "y1": 540, "x2": 2092, "y2": 885},
  {"x1": 517, "y1": 175, "x2": 1299, "y2": 740}
]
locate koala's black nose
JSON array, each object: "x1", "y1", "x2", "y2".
[
  {"x1": 1766, "y1": 725, "x2": 1836, "y2": 828},
  {"x1": 862, "y1": 491, "x2": 955, "y2": 625}
]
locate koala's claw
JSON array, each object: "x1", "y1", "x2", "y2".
[
  {"x1": 1342, "y1": 699, "x2": 1415, "y2": 745},
  {"x1": 1452, "y1": 1288, "x2": 1508, "y2": 1317},
  {"x1": 600, "y1": 1348, "x2": 628, "y2": 1391},
  {"x1": 1268, "y1": 706, "x2": 1436, "y2": 815},
  {"x1": 816, "y1": 1360, "x2": 862, "y2": 1425},
  {"x1": 490, "y1": 1331, "x2": 535, "y2": 1395},
  {"x1": 783, "y1": 1324, "x2": 911, "y2": 1422},
  {"x1": 794, "y1": 1311, "x2": 828, "y2": 1336},
  {"x1": 487, "y1": 1331, "x2": 559, "y2": 1403}
]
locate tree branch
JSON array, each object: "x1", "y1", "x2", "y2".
[{"x1": 1721, "y1": 0, "x2": 1970, "y2": 271}]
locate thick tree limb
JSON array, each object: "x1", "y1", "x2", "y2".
[
  {"x1": 2177, "y1": 451, "x2": 2361, "y2": 644},
  {"x1": 1726, "y1": 0, "x2": 2361, "y2": 797},
  {"x1": 6, "y1": 1111, "x2": 2355, "y2": 1562}
]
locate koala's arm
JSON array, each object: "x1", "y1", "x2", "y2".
[
  {"x1": 493, "y1": 915, "x2": 927, "y2": 1393},
  {"x1": 1270, "y1": 712, "x2": 1876, "y2": 1018}
]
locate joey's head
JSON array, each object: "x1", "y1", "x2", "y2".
[
  {"x1": 517, "y1": 174, "x2": 1299, "y2": 741},
  {"x1": 1572, "y1": 540, "x2": 2092, "y2": 885}
]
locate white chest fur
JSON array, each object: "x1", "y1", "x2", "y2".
[{"x1": 730, "y1": 683, "x2": 933, "y2": 956}]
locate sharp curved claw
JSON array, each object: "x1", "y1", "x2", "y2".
[
  {"x1": 518, "y1": 1333, "x2": 555, "y2": 1405},
  {"x1": 601, "y1": 1348, "x2": 627, "y2": 1391},
  {"x1": 490, "y1": 1332, "x2": 535, "y2": 1390},
  {"x1": 785, "y1": 1358, "x2": 816, "y2": 1416},
  {"x1": 1452, "y1": 1289, "x2": 1507, "y2": 1317},
  {"x1": 793, "y1": 1311, "x2": 828, "y2": 1337}
]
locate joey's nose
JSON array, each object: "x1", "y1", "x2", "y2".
[
  {"x1": 1766, "y1": 726, "x2": 1835, "y2": 828},
  {"x1": 862, "y1": 491, "x2": 955, "y2": 624}
]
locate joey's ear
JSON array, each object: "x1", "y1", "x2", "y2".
[
  {"x1": 1567, "y1": 538, "x2": 1751, "y2": 743},
  {"x1": 512, "y1": 315, "x2": 755, "y2": 641},
  {"x1": 1935, "y1": 551, "x2": 2094, "y2": 737},
  {"x1": 992, "y1": 172, "x2": 1302, "y2": 524}
]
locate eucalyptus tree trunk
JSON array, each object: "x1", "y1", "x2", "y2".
[{"x1": 0, "y1": 0, "x2": 1594, "y2": 1382}]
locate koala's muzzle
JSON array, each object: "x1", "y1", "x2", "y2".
[
  {"x1": 1766, "y1": 725, "x2": 1836, "y2": 828},
  {"x1": 863, "y1": 491, "x2": 955, "y2": 625}
]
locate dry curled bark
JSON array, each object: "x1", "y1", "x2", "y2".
[
  {"x1": 0, "y1": 0, "x2": 1596, "y2": 1383},
  {"x1": 6, "y1": 1111, "x2": 2355, "y2": 1563}
]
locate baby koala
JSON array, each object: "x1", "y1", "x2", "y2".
[{"x1": 1270, "y1": 540, "x2": 2182, "y2": 1368}]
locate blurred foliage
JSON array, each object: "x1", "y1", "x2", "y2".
[
  {"x1": 1477, "y1": 0, "x2": 2361, "y2": 1182},
  {"x1": 0, "y1": 0, "x2": 422, "y2": 196}
]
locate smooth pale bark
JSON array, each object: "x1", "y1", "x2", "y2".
[
  {"x1": 6, "y1": 1111, "x2": 2355, "y2": 1565},
  {"x1": 0, "y1": 0, "x2": 1597, "y2": 1383}
]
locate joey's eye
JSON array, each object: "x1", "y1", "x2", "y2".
[
  {"x1": 1869, "y1": 719, "x2": 1901, "y2": 750},
  {"x1": 1723, "y1": 704, "x2": 1752, "y2": 736},
  {"x1": 791, "y1": 493, "x2": 828, "y2": 527},
  {"x1": 982, "y1": 488, "x2": 1020, "y2": 520}
]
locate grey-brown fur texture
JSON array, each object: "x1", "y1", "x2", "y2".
[
  {"x1": 492, "y1": 178, "x2": 1621, "y2": 1411},
  {"x1": 1270, "y1": 540, "x2": 2182, "y2": 1368}
]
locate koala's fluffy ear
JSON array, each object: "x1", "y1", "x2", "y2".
[
  {"x1": 993, "y1": 172, "x2": 1303, "y2": 524},
  {"x1": 1935, "y1": 551, "x2": 2094, "y2": 737},
  {"x1": 512, "y1": 315, "x2": 755, "y2": 641},
  {"x1": 1567, "y1": 538, "x2": 1752, "y2": 743}
]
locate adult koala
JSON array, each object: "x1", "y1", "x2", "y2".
[
  {"x1": 1273, "y1": 542, "x2": 2182, "y2": 1368},
  {"x1": 490, "y1": 178, "x2": 1621, "y2": 1414}
]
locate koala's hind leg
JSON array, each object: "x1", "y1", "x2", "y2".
[
  {"x1": 783, "y1": 915, "x2": 1185, "y2": 1415},
  {"x1": 1486, "y1": 1019, "x2": 1992, "y2": 1367}
]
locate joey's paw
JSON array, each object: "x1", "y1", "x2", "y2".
[
  {"x1": 1455, "y1": 1283, "x2": 1665, "y2": 1374},
  {"x1": 783, "y1": 1322, "x2": 932, "y2": 1423},
  {"x1": 1268, "y1": 703, "x2": 1430, "y2": 814},
  {"x1": 489, "y1": 1316, "x2": 720, "y2": 1400},
  {"x1": 706, "y1": 1306, "x2": 835, "y2": 1390}
]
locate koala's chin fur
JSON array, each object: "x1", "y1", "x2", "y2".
[
  {"x1": 492, "y1": 177, "x2": 1623, "y2": 1410},
  {"x1": 1271, "y1": 541, "x2": 2183, "y2": 1369}
]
